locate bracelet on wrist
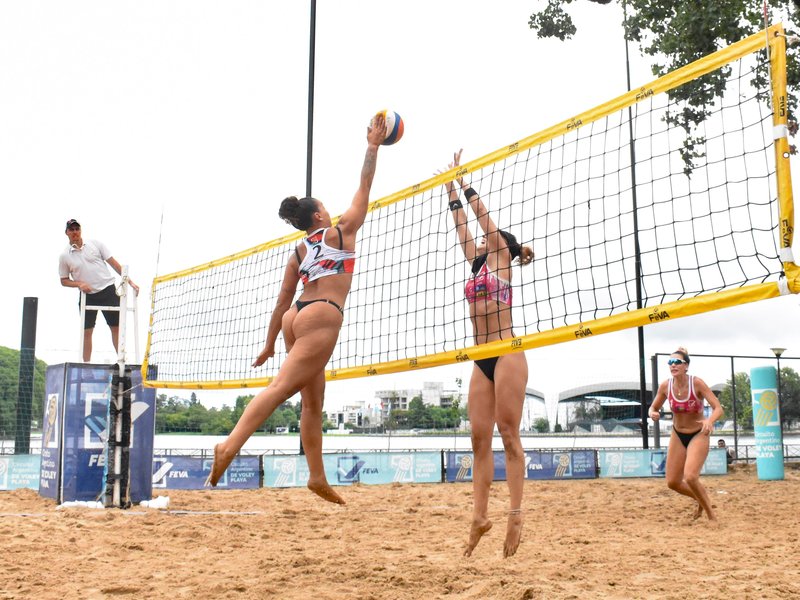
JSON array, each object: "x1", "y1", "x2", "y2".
[
  {"x1": 449, "y1": 199, "x2": 463, "y2": 211},
  {"x1": 464, "y1": 187, "x2": 478, "y2": 201}
]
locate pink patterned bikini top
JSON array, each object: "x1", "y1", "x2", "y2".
[
  {"x1": 464, "y1": 257, "x2": 512, "y2": 306},
  {"x1": 667, "y1": 376, "x2": 703, "y2": 414}
]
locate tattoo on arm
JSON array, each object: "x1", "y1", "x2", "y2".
[{"x1": 361, "y1": 146, "x2": 378, "y2": 187}]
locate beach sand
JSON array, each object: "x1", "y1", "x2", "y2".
[{"x1": 2, "y1": 464, "x2": 799, "y2": 600}]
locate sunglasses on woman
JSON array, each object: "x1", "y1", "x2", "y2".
[{"x1": 667, "y1": 358, "x2": 687, "y2": 366}]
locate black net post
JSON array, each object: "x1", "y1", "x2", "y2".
[{"x1": 15, "y1": 297, "x2": 37, "y2": 454}]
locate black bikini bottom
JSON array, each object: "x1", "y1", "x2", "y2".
[
  {"x1": 475, "y1": 357, "x2": 499, "y2": 382},
  {"x1": 295, "y1": 298, "x2": 343, "y2": 314},
  {"x1": 674, "y1": 428, "x2": 702, "y2": 449}
]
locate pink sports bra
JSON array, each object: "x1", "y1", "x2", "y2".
[
  {"x1": 465, "y1": 258, "x2": 512, "y2": 306},
  {"x1": 667, "y1": 376, "x2": 703, "y2": 414}
]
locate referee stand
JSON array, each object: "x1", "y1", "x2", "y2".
[{"x1": 78, "y1": 266, "x2": 140, "y2": 508}]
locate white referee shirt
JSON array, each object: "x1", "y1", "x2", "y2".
[{"x1": 58, "y1": 239, "x2": 116, "y2": 294}]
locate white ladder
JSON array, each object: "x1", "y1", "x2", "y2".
[{"x1": 77, "y1": 265, "x2": 140, "y2": 364}]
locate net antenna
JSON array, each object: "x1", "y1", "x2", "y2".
[{"x1": 142, "y1": 25, "x2": 799, "y2": 390}]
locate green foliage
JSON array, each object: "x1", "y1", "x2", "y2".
[
  {"x1": 322, "y1": 413, "x2": 335, "y2": 432},
  {"x1": 717, "y1": 371, "x2": 753, "y2": 430},
  {"x1": 154, "y1": 394, "x2": 307, "y2": 435},
  {"x1": 408, "y1": 396, "x2": 428, "y2": 428},
  {"x1": 717, "y1": 367, "x2": 800, "y2": 430},
  {"x1": 778, "y1": 366, "x2": 800, "y2": 427},
  {"x1": 572, "y1": 400, "x2": 602, "y2": 421},
  {"x1": 0, "y1": 346, "x2": 47, "y2": 436},
  {"x1": 533, "y1": 417, "x2": 551, "y2": 433},
  {"x1": 528, "y1": 1, "x2": 800, "y2": 174}
]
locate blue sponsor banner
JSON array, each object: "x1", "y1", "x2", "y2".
[
  {"x1": 703, "y1": 449, "x2": 727, "y2": 474},
  {"x1": 0, "y1": 455, "x2": 42, "y2": 491},
  {"x1": 751, "y1": 366, "x2": 784, "y2": 480},
  {"x1": 446, "y1": 451, "x2": 502, "y2": 483},
  {"x1": 263, "y1": 452, "x2": 442, "y2": 488},
  {"x1": 152, "y1": 455, "x2": 260, "y2": 490},
  {"x1": 38, "y1": 366, "x2": 65, "y2": 499},
  {"x1": 42, "y1": 364, "x2": 156, "y2": 503},
  {"x1": 446, "y1": 450, "x2": 596, "y2": 482},
  {"x1": 599, "y1": 448, "x2": 728, "y2": 478},
  {"x1": 525, "y1": 450, "x2": 597, "y2": 480}
]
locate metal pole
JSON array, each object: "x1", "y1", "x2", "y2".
[
  {"x1": 299, "y1": 0, "x2": 317, "y2": 457},
  {"x1": 771, "y1": 348, "x2": 787, "y2": 435},
  {"x1": 731, "y1": 356, "x2": 738, "y2": 458},
  {"x1": 79, "y1": 292, "x2": 86, "y2": 361},
  {"x1": 650, "y1": 354, "x2": 660, "y2": 448},
  {"x1": 305, "y1": 0, "x2": 316, "y2": 198},
  {"x1": 777, "y1": 355, "x2": 783, "y2": 434},
  {"x1": 622, "y1": 3, "x2": 648, "y2": 449},
  {"x1": 15, "y1": 297, "x2": 38, "y2": 454}
]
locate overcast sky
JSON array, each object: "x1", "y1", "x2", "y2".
[{"x1": 2, "y1": 2, "x2": 798, "y2": 419}]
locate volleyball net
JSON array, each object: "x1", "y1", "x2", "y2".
[{"x1": 143, "y1": 24, "x2": 798, "y2": 390}]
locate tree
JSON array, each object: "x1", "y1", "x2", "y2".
[
  {"x1": 572, "y1": 400, "x2": 601, "y2": 422},
  {"x1": 233, "y1": 395, "x2": 252, "y2": 422},
  {"x1": 718, "y1": 372, "x2": 753, "y2": 430},
  {"x1": 408, "y1": 396, "x2": 427, "y2": 428},
  {"x1": 528, "y1": 1, "x2": 800, "y2": 174},
  {"x1": 778, "y1": 366, "x2": 800, "y2": 428},
  {"x1": 533, "y1": 417, "x2": 551, "y2": 433},
  {"x1": 0, "y1": 346, "x2": 47, "y2": 436}
]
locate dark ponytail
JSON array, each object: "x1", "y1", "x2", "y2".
[
  {"x1": 498, "y1": 230, "x2": 534, "y2": 266},
  {"x1": 278, "y1": 196, "x2": 319, "y2": 231}
]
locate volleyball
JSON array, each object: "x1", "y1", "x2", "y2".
[{"x1": 373, "y1": 109, "x2": 404, "y2": 145}]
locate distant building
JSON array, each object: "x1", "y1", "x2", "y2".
[
  {"x1": 555, "y1": 380, "x2": 724, "y2": 433},
  {"x1": 329, "y1": 400, "x2": 368, "y2": 428},
  {"x1": 374, "y1": 382, "x2": 461, "y2": 425},
  {"x1": 557, "y1": 381, "x2": 654, "y2": 434},
  {"x1": 521, "y1": 387, "x2": 547, "y2": 431}
]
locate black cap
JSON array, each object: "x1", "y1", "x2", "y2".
[{"x1": 65, "y1": 219, "x2": 80, "y2": 230}]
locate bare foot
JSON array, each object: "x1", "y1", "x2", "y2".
[
  {"x1": 691, "y1": 503, "x2": 703, "y2": 520},
  {"x1": 503, "y1": 511, "x2": 523, "y2": 558},
  {"x1": 464, "y1": 517, "x2": 492, "y2": 557},
  {"x1": 307, "y1": 477, "x2": 346, "y2": 505},
  {"x1": 204, "y1": 444, "x2": 234, "y2": 487}
]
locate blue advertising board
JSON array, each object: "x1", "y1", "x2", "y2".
[
  {"x1": 263, "y1": 451, "x2": 442, "y2": 488},
  {"x1": 599, "y1": 448, "x2": 728, "y2": 478},
  {"x1": 39, "y1": 363, "x2": 156, "y2": 503},
  {"x1": 0, "y1": 455, "x2": 42, "y2": 491},
  {"x1": 525, "y1": 450, "x2": 597, "y2": 480},
  {"x1": 152, "y1": 455, "x2": 261, "y2": 490},
  {"x1": 445, "y1": 450, "x2": 597, "y2": 482},
  {"x1": 38, "y1": 366, "x2": 65, "y2": 499}
]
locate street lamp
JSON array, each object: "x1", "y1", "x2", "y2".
[{"x1": 771, "y1": 347, "x2": 787, "y2": 433}]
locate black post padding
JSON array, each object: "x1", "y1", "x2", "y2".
[
  {"x1": 105, "y1": 372, "x2": 133, "y2": 508},
  {"x1": 120, "y1": 375, "x2": 132, "y2": 508},
  {"x1": 15, "y1": 297, "x2": 38, "y2": 454}
]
